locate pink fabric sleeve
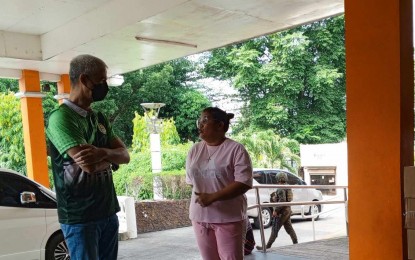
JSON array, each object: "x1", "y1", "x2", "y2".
[
  {"x1": 233, "y1": 144, "x2": 253, "y2": 187},
  {"x1": 186, "y1": 145, "x2": 195, "y2": 185}
]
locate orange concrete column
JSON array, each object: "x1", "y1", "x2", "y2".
[
  {"x1": 56, "y1": 74, "x2": 70, "y2": 104},
  {"x1": 17, "y1": 70, "x2": 49, "y2": 187},
  {"x1": 345, "y1": 0, "x2": 413, "y2": 259}
]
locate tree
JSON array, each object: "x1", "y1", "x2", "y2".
[
  {"x1": 203, "y1": 16, "x2": 346, "y2": 144},
  {"x1": 174, "y1": 88, "x2": 210, "y2": 141},
  {"x1": 0, "y1": 93, "x2": 26, "y2": 173},
  {"x1": 0, "y1": 79, "x2": 18, "y2": 93},
  {"x1": 42, "y1": 83, "x2": 59, "y2": 125},
  {"x1": 0, "y1": 79, "x2": 58, "y2": 176},
  {"x1": 131, "y1": 113, "x2": 149, "y2": 153},
  {"x1": 117, "y1": 112, "x2": 193, "y2": 200},
  {"x1": 131, "y1": 112, "x2": 181, "y2": 153},
  {"x1": 93, "y1": 58, "x2": 210, "y2": 145},
  {"x1": 0, "y1": 57, "x2": 210, "y2": 149},
  {"x1": 234, "y1": 129, "x2": 300, "y2": 172}
]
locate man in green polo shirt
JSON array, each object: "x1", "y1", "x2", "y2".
[{"x1": 46, "y1": 54, "x2": 130, "y2": 260}]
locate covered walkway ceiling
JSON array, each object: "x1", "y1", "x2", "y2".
[{"x1": 0, "y1": 0, "x2": 343, "y2": 80}]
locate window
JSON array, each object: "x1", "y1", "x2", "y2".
[
  {"x1": 0, "y1": 172, "x2": 56, "y2": 208},
  {"x1": 0, "y1": 175, "x2": 20, "y2": 207},
  {"x1": 287, "y1": 172, "x2": 304, "y2": 185},
  {"x1": 253, "y1": 171, "x2": 265, "y2": 184},
  {"x1": 253, "y1": 169, "x2": 306, "y2": 185},
  {"x1": 263, "y1": 172, "x2": 274, "y2": 184}
]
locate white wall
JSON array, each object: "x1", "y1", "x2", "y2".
[{"x1": 300, "y1": 142, "x2": 348, "y2": 186}]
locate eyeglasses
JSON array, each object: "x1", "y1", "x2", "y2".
[{"x1": 196, "y1": 116, "x2": 219, "y2": 128}]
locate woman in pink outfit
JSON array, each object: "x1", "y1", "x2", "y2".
[{"x1": 186, "y1": 107, "x2": 253, "y2": 260}]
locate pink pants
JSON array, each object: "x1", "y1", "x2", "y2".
[{"x1": 192, "y1": 220, "x2": 245, "y2": 260}]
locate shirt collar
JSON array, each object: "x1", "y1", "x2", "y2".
[{"x1": 63, "y1": 99, "x2": 88, "y2": 117}]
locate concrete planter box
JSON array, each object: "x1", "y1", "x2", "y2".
[{"x1": 135, "y1": 199, "x2": 191, "y2": 233}]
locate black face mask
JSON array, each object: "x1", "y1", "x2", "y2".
[{"x1": 87, "y1": 80, "x2": 109, "y2": 102}]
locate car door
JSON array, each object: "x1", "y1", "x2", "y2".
[
  {"x1": 246, "y1": 179, "x2": 272, "y2": 218},
  {"x1": 0, "y1": 172, "x2": 47, "y2": 260},
  {"x1": 286, "y1": 172, "x2": 309, "y2": 214}
]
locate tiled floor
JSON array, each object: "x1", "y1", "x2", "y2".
[{"x1": 118, "y1": 226, "x2": 348, "y2": 260}]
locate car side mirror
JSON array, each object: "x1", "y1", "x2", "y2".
[{"x1": 20, "y1": 191, "x2": 36, "y2": 204}]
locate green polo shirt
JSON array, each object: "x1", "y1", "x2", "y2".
[{"x1": 46, "y1": 101, "x2": 120, "y2": 224}]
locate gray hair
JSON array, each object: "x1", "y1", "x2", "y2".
[{"x1": 69, "y1": 54, "x2": 107, "y2": 88}]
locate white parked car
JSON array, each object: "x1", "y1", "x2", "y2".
[
  {"x1": 0, "y1": 168, "x2": 69, "y2": 260},
  {"x1": 246, "y1": 168, "x2": 324, "y2": 228},
  {"x1": 246, "y1": 179, "x2": 273, "y2": 228}
]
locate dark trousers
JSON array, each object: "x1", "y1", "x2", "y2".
[{"x1": 267, "y1": 207, "x2": 298, "y2": 247}]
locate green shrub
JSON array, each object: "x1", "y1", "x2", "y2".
[
  {"x1": 161, "y1": 142, "x2": 193, "y2": 171},
  {"x1": 113, "y1": 145, "x2": 194, "y2": 200},
  {"x1": 0, "y1": 93, "x2": 26, "y2": 174},
  {"x1": 131, "y1": 112, "x2": 181, "y2": 153},
  {"x1": 159, "y1": 170, "x2": 192, "y2": 199},
  {"x1": 114, "y1": 168, "x2": 191, "y2": 201},
  {"x1": 113, "y1": 151, "x2": 152, "y2": 198}
]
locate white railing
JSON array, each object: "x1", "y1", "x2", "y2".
[{"x1": 248, "y1": 184, "x2": 348, "y2": 253}]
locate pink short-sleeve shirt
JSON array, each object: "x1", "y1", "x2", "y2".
[{"x1": 186, "y1": 138, "x2": 253, "y2": 223}]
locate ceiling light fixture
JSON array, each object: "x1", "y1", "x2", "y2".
[
  {"x1": 108, "y1": 75, "x2": 124, "y2": 87},
  {"x1": 135, "y1": 36, "x2": 197, "y2": 48}
]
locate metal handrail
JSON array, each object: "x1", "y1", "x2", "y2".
[
  {"x1": 252, "y1": 184, "x2": 348, "y2": 189},
  {"x1": 249, "y1": 184, "x2": 348, "y2": 253},
  {"x1": 247, "y1": 200, "x2": 346, "y2": 209}
]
